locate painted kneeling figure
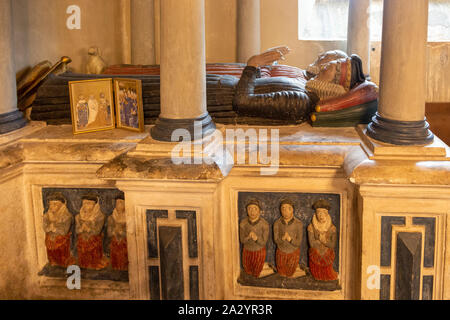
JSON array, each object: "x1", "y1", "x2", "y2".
[
  {"x1": 239, "y1": 200, "x2": 269, "y2": 278},
  {"x1": 107, "y1": 195, "x2": 129, "y2": 271},
  {"x1": 43, "y1": 192, "x2": 75, "y2": 268},
  {"x1": 307, "y1": 200, "x2": 339, "y2": 281},
  {"x1": 75, "y1": 194, "x2": 109, "y2": 270},
  {"x1": 273, "y1": 199, "x2": 305, "y2": 278}
]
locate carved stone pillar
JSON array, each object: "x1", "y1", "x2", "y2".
[
  {"x1": 347, "y1": 0, "x2": 371, "y2": 75},
  {"x1": 151, "y1": 0, "x2": 215, "y2": 141},
  {"x1": 131, "y1": 0, "x2": 156, "y2": 65},
  {"x1": 0, "y1": 0, "x2": 26, "y2": 135},
  {"x1": 367, "y1": 0, "x2": 433, "y2": 145},
  {"x1": 237, "y1": 0, "x2": 261, "y2": 63}
]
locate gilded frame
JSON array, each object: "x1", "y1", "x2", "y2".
[
  {"x1": 113, "y1": 78, "x2": 145, "y2": 132},
  {"x1": 68, "y1": 78, "x2": 115, "y2": 135}
]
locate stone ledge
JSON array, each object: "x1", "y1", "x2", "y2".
[
  {"x1": 1, "y1": 123, "x2": 450, "y2": 186},
  {"x1": 97, "y1": 155, "x2": 224, "y2": 182},
  {"x1": 350, "y1": 160, "x2": 450, "y2": 185}
]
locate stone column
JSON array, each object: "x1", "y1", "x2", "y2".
[
  {"x1": 367, "y1": 0, "x2": 433, "y2": 145},
  {"x1": 131, "y1": 0, "x2": 156, "y2": 65},
  {"x1": 0, "y1": 0, "x2": 26, "y2": 135},
  {"x1": 347, "y1": 0, "x2": 371, "y2": 75},
  {"x1": 237, "y1": 0, "x2": 261, "y2": 63},
  {"x1": 151, "y1": 0, "x2": 215, "y2": 141}
]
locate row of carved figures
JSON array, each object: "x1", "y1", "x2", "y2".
[
  {"x1": 240, "y1": 199, "x2": 338, "y2": 281},
  {"x1": 43, "y1": 193, "x2": 128, "y2": 271}
]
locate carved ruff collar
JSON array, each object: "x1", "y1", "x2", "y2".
[
  {"x1": 80, "y1": 203, "x2": 103, "y2": 222},
  {"x1": 48, "y1": 204, "x2": 71, "y2": 223},
  {"x1": 312, "y1": 213, "x2": 332, "y2": 233},
  {"x1": 112, "y1": 208, "x2": 126, "y2": 224}
]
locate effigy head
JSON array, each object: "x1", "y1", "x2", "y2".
[
  {"x1": 306, "y1": 54, "x2": 366, "y2": 100},
  {"x1": 306, "y1": 50, "x2": 349, "y2": 77}
]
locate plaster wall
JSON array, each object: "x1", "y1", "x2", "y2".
[
  {"x1": 12, "y1": 0, "x2": 127, "y2": 75},
  {"x1": 12, "y1": 0, "x2": 238, "y2": 74}
]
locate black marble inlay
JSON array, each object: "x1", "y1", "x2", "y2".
[
  {"x1": 380, "y1": 274, "x2": 391, "y2": 300},
  {"x1": 0, "y1": 110, "x2": 27, "y2": 135},
  {"x1": 159, "y1": 226, "x2": 184, "y2": 300},
  {"x1": 149, "y1": 266, "x2": 161, "y2": 300},
  {"x1": 146, "y1": 210, "x2": 169, "y2": 258},
  {"x1": 176, "y1": 211, "x2": 198, "y2": 258},
  {"x1": 413, "y1": 217, "x2": 436, "y2": 268},
  {"x1": 151, "y1": 113, "x2": 216, "y2": 142},
  {"x1": 395, "y1": 232, "x2": 422, "y2": 300},
  {"x1": 367, "y1": 113, "x2": 434, "y2": 145},
  {"x1": 190, "y1": 266, "x2": 199, "y2": 300},
  {"x1": 422, "y1": 276, "x2": 434, "y2": 300},
  {"x1": 380, "y1": 216, "x2": 406, "y2": 267}
]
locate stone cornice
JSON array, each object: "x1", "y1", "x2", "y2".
[{"x1": 1, "y1": 122, "x2": 449, "y2": 187}]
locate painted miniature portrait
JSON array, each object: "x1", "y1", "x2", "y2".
[
  {"x1": 114, "y1": 79, "x2": 144, "y2": 132},
  {"x1": 69, "y1": 78, "x2": 115, "y2": 134},
  {"x1": 307, "y1": 199, "x2": 338, "y2": 281}
]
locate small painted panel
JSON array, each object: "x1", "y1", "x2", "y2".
[
  {"x1": 146, "y1": 210, "x2": 169, "y2": 258},
  {"x1": 380, "y1": 274, "x2": 391, "y2": 300},
  {"x1": 237, "y1": 192, "x2": 341, "y2": 292},
  {"x1": 39, "y1": 188, "x2": 128, "y2": 282},
  {"x1": 395, "y1": 232, "x2": 422, "y2": 300},
  {"x1": 159, "y1": 226, "x2": 184, "y2": 300},
  {"x1": 176, "y1": 210, "x2": 198, "y2": 258},
  {"x1": 380, "y1": 216, "x2": 406, "y2": 267},
  {"x1": 149, "y1": 266, "x2": 161, "y2": 300},
  {"x1": 413, "y1": 217, "x2": 436, "y2": 268}
]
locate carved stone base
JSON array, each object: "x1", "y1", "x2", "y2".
[
  {"x1": 150, "y1": 113, "x2": 216, "y2": 142},
  {"x1": 367, "y1": 113, "x2": 434, "y2": 145},
  {"x1": 0, "y1": 110, "x2": 27, "y2": 135}
]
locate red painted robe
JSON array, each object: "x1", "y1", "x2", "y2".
[
  {"x1": 45, "y1": 233, "x2": 75, "y2": 267},
  {"x1": 239, "y1": 217, "x2": 269, "y2": 278},
  {"x1": 75, "y1": 204, "x2": 108, "y2": 270},
  {"x1": 43, "y1": 205, "x2": 75, "y2": 267},
  {"x1": 308, "y1": 247, "x2": 338, "y2": 281},
  {"x1": 276, "y1": 248, "x2": 301, "y2": 277},
  {"x1": 107, "y1": 210, "x2": 128, "y2": 271}
]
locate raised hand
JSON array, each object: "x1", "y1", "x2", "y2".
[{"x1": 247, "y1": 45, "x2": 291, "y2": 68}]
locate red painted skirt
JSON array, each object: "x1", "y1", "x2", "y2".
[
  {"x1": 77, "y1": 234, "x2": 108, "y2": 270},
  {"x1": 110, "y1": 237, "x2": 129, "y2": 271},
  {"x1": 45, "y1": 233, "x2": 75, "y2": 267},
  {"x1": 242, "y1": 247, "x2": 266, "y2": 278},
  {"x1": 276, "y1": 248, "x2": 300, "y2": 277},
  {"x1": 308, "y1": 247, "x2": 338, "y2": 281}
]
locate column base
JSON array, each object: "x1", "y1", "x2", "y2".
[
  {"x1": 151, "y1": 113, "x2": 216, "y2": 142},
  {"x1": 367, "y1": 113, "x2": 434, "y2": 145},
  {"x1": 0, "y1": 110, "x2": 27, "y2": 135}
]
